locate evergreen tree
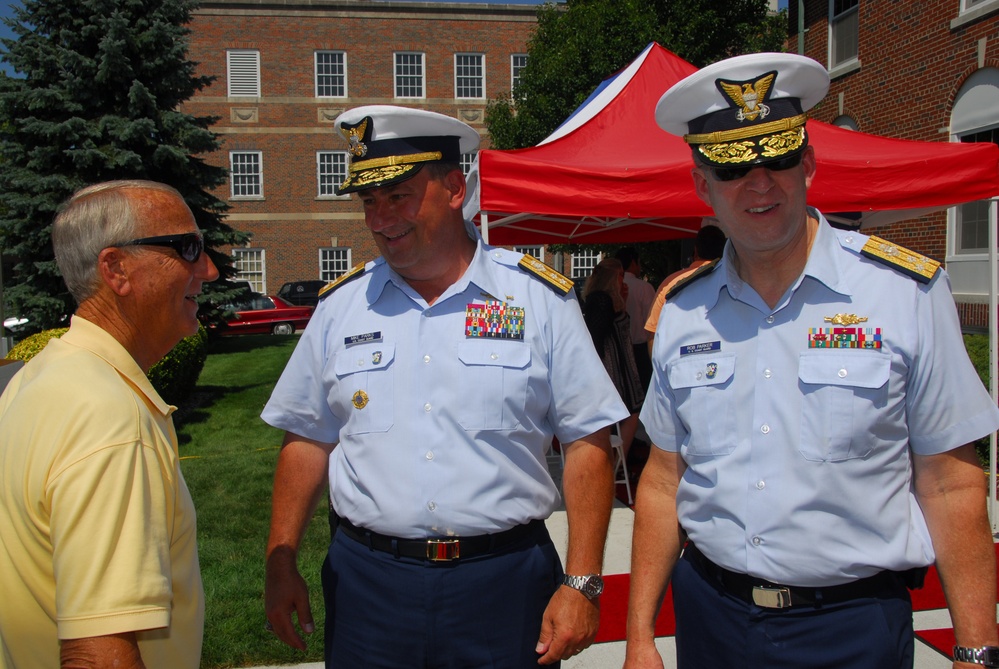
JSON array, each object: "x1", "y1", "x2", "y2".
[{"x1": 0, "y1": 0, "x2": 248, "y2": 334}]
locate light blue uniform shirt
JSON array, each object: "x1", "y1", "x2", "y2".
[
  {"x1": 641, "y1": 210, "x2": 999, "y2": 586},
  {"x1": 263, "y1": 239, "x2": 628, "y2": 538}
]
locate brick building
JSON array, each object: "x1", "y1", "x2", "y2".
[
  {"x1": 183, "y1": 0, "x2": 538, "y2": 294},
  {"x1": 787, "y1": 0, "x2": 999, "y2": 328}
]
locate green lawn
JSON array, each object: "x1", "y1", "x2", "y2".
[{"x1": 176, "y1": 334, "x2": 328, "y2": 668}]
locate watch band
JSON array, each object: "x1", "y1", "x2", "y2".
[{"x1": 953, "y1": 645, "x2": 999, "y2": 667}]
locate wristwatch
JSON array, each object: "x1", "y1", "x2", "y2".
[
  {"x1": 563, "y1": 574, "x2": 604, "y2": 599},
  {"x1": 953, "y1": 645, "x2": 999, "y2": 667}
]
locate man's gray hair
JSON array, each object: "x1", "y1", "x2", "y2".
[{"x1": 52, "y1": 180, "x2": 183, "y2": 304}]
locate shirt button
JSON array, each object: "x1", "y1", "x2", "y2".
[
  {"x1": 752, "y1": 536, "x2": 763, "y2": 546},
  {"x1": 756, "y1": 480, "x2": 766, "y2": 490},
  {"x1": 423, "y1": 355, "x2": 431, "y2": 363},
  {"x1": 424, "y1": 403, "x2": 432, "y2": 412},
  {"x1": 838, "y1": 368, "x2": 848, "y2": 378},
  {"x1": 427, "y1": 501, "x2": 436, "y2": 511},
  {"x1": 490, "y1": 353, "x2": 499, "y2": 360},
  {"x1": 425, "y1": 451, "x2": 434, "y2": 460},
  {"x1": 696, "y1": 371, "x2": 703, "y2": 380},
  {"x1": 760, "y1": 424, "x2": 770, "y2": 434},
  {"x1": 766, "y1": 315, "x2": 775, "y2": 324},
  {"x1": 763, "y1": 369, "x2": 772, "y2": 379}
]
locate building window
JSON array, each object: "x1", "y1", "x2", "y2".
[
  {"x1": 317, "y1": 151, "x2": 348, "y2": 197},
  {"x1": 829, "y1": 0, "x2": 859, "y2": 69},
  {"x1": 511, "y1": 54, "x2": 528, "y2": 92},
  {"x1": 316, "y1": 51, "x2": 347, "y2": 98},
  {"x1": 230, "y1": 151, "x2": 262, "y2": 198},
  {"x1": 515, "y1": 245, "x2": 544, "y2": 263},
  {"x1": 455, "y1": 53, "x2": 484, "y2": 99},
  {"x1": 227, "y1": 49, "x2": 260, "y2": 97},
  {"x1": 395, "y1": 52, "x2": 425, "y2": 98},
  {"x1": 232, "y1": 248, "x2": 266, "y2": 293},
  {"x1": 460, "y1": 152, "x2": 476, "y2": 176},
  {"x1": 956, "y1": 126, "x2": 999, "y2": 254},
  {"x1": 571, "y1": 250, "x2": 601, "y2": 280},
  {"x1": 320, "y1": 247, "x2": 352, "y2": 281}
]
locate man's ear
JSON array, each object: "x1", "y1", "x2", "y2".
[
  {"x1": 443, "y1": 167, "x2": 467, "y2": 211},
  {"x1": 97, "y1": 247, "x2": 133, "y2": 296},
  {"x1": 691, "y1": 166, "x2": 712, "y2": 208},
  {"x1": 801, "y1": 145, "x2": 817, "y2": 189}
]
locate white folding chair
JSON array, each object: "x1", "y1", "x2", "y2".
[{"x1": 610, "y1": 432, "x2": 634, "y2": 505}]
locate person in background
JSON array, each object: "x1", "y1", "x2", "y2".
[
  {"x1": 582, "y1": 257, "x2": 644, "y2": 462},
  {"x1": 615, "y1": 247, "x2": 655, "y2": 391},
  {"x1": 626, "y1": 53, "x2": 999, "y2": 669},
  {"x1": 0, "y1": 180, "x2": 216, "y2": 668},
  {"x1": 262, "y1": 105, "x2": 629, "y2": 668},
  {"x1": 644, "y1": 224, "x2": 726, "y2": 355}
]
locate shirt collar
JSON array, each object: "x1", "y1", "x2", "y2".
[{"x1": 62, "y1": 315, "x2": 174, "y2": 416}]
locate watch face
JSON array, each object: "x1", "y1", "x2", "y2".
[{"x1": 582, "y1": 575, "x2": 604, "y2": 598}]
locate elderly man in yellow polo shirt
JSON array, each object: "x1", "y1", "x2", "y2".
[{"x1": 0, "y1": 180, "x2": 218, "y2": 668}]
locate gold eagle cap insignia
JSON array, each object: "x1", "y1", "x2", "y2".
[
  {"x1": 824, "y1": 314, "x2": 869, "y2": 326},
  {"x1": 339, "y1": 117, "x2": 369, "y2": 158},
  {"x1": 718, "y1": 73, "x2": 775, "y2": 122}
]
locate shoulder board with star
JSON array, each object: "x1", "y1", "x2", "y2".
[
  {"x1": 663, "y1": 260, "x2": 720, "y2": 301},
  {"x1": 860, "y1": 236, "x2": 940, "y2": 284},
  {"x1": 517, "y1": 254, "x2": 574, "y2": 296},
  {"x1": 318, "y1": 263, "x2": 366, "y2": 301}
]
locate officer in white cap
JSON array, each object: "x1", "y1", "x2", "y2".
[
  {"x1": 262, "y1": 105, "x2": 629, "y2": 667},
  {"x1": 626, "y1": 54, "x2": 999, "y2": 669}
]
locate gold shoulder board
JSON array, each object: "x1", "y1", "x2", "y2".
[
  {"x1": 663, "y1": 259, "x2": 720, "y2": 301},
  {"x1": 318, "y1": 263, "x2": 366, "y2": 301},
  {"x1": 860, "y1": 236, "x2": 940, "y2": 284},
  {"x1": 517, "y1": 255, "x2": 574, "y2": 296}
]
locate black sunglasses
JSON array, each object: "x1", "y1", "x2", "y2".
[
  {"x1": 120, "y1": 232, "x2": 204, "y2": 263},
  {"x1": 708, "y1": 152, "x2": 803, "y2": 182}
]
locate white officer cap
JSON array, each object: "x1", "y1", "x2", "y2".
[
  {"x1": 655, "y1": 53, "x2": 829, "y2": 168},
  {"x1": 333, "y1": 105, "x2": 480, "y2": 195}
]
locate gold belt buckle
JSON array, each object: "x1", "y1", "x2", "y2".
[
  {"x1": 426, "y1": 539, "x2": 460, "y2": 562},
  {"x1": 752, "y1": 585, "x2": 792, "y2": 609}
]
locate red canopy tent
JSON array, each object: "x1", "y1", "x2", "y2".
[{"x1": 465, "y1": 42, "x2": 999, "y2": 245}]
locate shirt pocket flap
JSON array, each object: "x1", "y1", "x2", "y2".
[
  {"x1": 457, "y1": 340, "x2": 531, "y2": 369},
  {"x1": 334, "y1": 342, "x2": 396, "y2": 376},
  {"x1": 798, "y1": 351, "x2": 890, "y2": 389},
  {"x1": 668, "y1": 353, "x2": 735, "y2": 389}
]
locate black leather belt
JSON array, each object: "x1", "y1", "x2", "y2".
[
  {"x1": 684, "y1": 542, "x2": 912, "y2": 609},
  {"x1": 336, "y1": 516, "x2": 545, "y2": 563}
]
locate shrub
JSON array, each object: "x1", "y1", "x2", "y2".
[
  {"x1": 963, "y1": 333, "x2": 991, "y2": 468},
  {"x1": 6, "y1": 326, "x2": 208, "y2": 406}
]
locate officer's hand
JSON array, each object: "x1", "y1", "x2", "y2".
[
  {"x1": 264, "y1": 546, "x2": 315, "y2": 651},
  {"x1": 535, "y1": 585, "x2": 599, "y2": 665},
  {"x1": 622, "y1": 638, "x2": 666, "y2": 669}
]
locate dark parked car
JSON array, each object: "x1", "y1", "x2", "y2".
[
  {"x1": 217, "y1": 294, "x2": 313, "y2": 336},
  {"x1": 277, "y1": 280, "x2": 327, "y2": 307}
]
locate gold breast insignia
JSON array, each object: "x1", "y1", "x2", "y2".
[{"x1": 824, "y1": 314, "x2": 868, "y2": 326}]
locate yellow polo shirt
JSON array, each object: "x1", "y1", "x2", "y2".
[{"x1": 0, "y1": 316, "x2": 203, "y2": 668}]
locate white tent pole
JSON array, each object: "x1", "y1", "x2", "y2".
[
  {"x1": 990, "y1": 196, "x2": 998, "y2": 531},
  {"x1": 481, "y1": 213, "x2": 490, "y2": 245}
]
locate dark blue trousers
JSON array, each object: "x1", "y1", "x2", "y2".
[
  {"x1": 672, "y1": 550, "x2": 915, "y2": 669},
  {"x1": 321, "y1": 524, "x2": 563, "y2": 669}
]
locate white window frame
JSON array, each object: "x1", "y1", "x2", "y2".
[
  {"x1": 232, "y1": 248, "x2": 266, "y2": 293},
  {"x1": 230, "y1": 151, "x2": 263, "y2": 199},
  {"x1": 394, "y1": 52, "x2": 425, "y2": 99},
  {"x1": 953, "y1": 126, "x2": 999, "y2": 256},
  {"x1": 571, "y1": 250, "x2": 601, "y2": 280},
  {"x1": 317, "y1": 151, "x2": 349, "y2": 199},
  {"x1": 511, "y1": 54, "x2": 528, "y2": 92},
  {"x1": 460, "y1": 152, "x2": 476, "y2": 176},
  {"x1": 315, "y1": 51, "x2": 347, "y2": 98},
  {"x1": 454, "y1": 53, "x2": 485, "y2": 100},
  {"x1": 227, "y1": 49, "x2": 261, "y2": 97},
  {"x1": 828, "y1": 0, "x2": 859, "y2": 73},
  {"x1": 515, "y1": 245, "x2": 545, "y2": 263},
  {"x1": 320, "y1": 247, "x2": 352, "y2": 282}
]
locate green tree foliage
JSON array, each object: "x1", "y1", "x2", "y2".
[
  {"x1": 487, "y1": 0, "x2": 787, "y2": 150},
  {"x1": 0, "y1": 0, "x2": 249, "y2": 334}
]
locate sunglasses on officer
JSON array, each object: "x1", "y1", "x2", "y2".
[
  {"x1": 706, "y1": 152, "x2": 803, "y2": 182},
  {"x1": 119, "y1": 232, "x2": 205, "y2": 263}
]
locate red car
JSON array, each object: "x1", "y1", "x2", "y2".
[{"x1": 218, "y1": 294, "x2": 313, "y2": 336}]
